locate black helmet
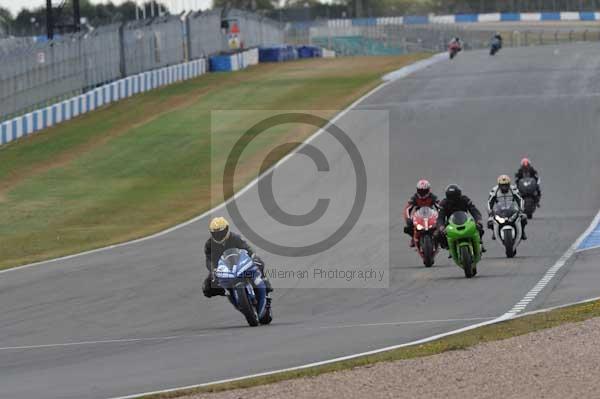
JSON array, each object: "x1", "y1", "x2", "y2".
[{"x1": 445, "y1": 184, "x2": 462, "y2": 202}]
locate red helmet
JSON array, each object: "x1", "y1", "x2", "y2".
[
  {"x1": 416, "y1": 179, "x2": 431, "y2": 198},
  {"x1": 521, "y1": 158, "x2": 531, "y2": 167}
]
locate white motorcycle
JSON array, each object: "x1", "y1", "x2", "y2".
[{"x1": 491, "y1": 200, "x2": 523, "y2": 258}]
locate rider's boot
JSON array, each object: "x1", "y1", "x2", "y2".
[
  {"x1": 264, "y1": 279, "x2": 273, "y2": 293},
  {"x1": 409, "y1": 238, "x2": 415, "y2": 248},
  {"x1": 522, "y1": 229, "x2": 528, "y2": 240}
]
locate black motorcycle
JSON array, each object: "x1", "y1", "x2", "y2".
[
  {"x1": 490, "y1": 38, "x2": 502, "y2": 56},
  {"x1": 517, "y1": 177, "x2": 539, "y2": 219}
]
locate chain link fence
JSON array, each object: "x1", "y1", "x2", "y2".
[{"x1": 0, "y1": 9, "x2": 284, "y2": 122}]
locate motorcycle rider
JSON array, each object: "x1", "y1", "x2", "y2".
[
  {"x1": 487, "y1": 175, "x2": 528, "y2": 240},
  {"x1": 515, "y1": 157, "x2": 541, "y2": 206},
  {"x1": 449, "y1": 36, "x2": 463, "y2": 51},
  {"x1": 203, "y1": 216, "x2": 273, "y2": 298},
  {"x1": 492, "y1": 32, "x2": 503, "y2": 48},
  {"x1": 437, "y1": 184, "x2": 486, "y2": 253},
  {"x1": 403, "y1": 179, "x2": 440, "y2": 247}
]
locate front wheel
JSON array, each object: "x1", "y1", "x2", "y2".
[
  {"x1": 460, "y1": 246, "x2": 474, "y2": 278},
  {"x1": 235, "y1": 284, "x2": 259, "y2": 327},
  {"x1": 421, "y1": 235, "x2": 434, "y2": 267},
  {"x1": 503, "y1": 229, "x2": 515, "y2": 258}
]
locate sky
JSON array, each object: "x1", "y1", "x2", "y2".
[{"x1": 0, "y1": 0, "x2": 213, "y2": 17}]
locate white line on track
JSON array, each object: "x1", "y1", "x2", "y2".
[
  {"x1": 0, "y1": 317, "x2": 496, "y2": 351},
  {"x1": 315, "y1": 317, "x2": 496, "y2": 329},
  {"x1": 577, "y1": 244, "x2": 600, "y2": 253},
  {"x1": 0, "y1": 333, "x2": 219, "y2": 351},
  {"x1": 502, "y1": 209, "x2": 600, "y2": 317}
]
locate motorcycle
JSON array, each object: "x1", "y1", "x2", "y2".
[
  {"x1": 449, "y1": 43, "x2": 461, "y2": 60},
  {"x1": 215, "y1": 248, "x2": 272, "y2": 327},
  {"x1": 445, "y1": 211, "x2": 482, "y2": 278},
  {"x1": 491, "y1": 200, "x2": 523, "y2": 258},
  {"x1": 490, "y1": 38, "x2": 502, "y2": 55},
  {"x1": 411, "y1": 206, "x2": 439, "y2": 267},
  {"x1": 517, "y1": 177, "x2": 539, "y2": 219}
]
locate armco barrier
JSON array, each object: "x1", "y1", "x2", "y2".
[
  {"x1": 209, "y1": 48, "x2": 259, "y2": 72},
  {"x1": 0, "y1": 58, "x2": 206, "y2": 146}
]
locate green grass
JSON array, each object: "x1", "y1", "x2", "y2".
[
  {"x1": 0, "y1": 54, "x2": 430, "y2": 269},
  {"x1": 139, "y1": 299, "x2": 600, "y2": 398}
]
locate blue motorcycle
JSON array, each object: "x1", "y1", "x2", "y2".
[{"x1": 215, "y1": 248, "x2": 272, "y2": 326}]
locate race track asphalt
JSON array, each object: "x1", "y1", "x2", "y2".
[{"x1": 1, "y1": 43, "x2": 599, "y2": 399}]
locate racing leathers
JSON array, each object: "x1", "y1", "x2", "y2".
[
  {"x1": 487, "y1": 185, "x2": 528, "y2": 240},
  {"x1": 437, "y1": 195, "x2": 485, "y2": 251},
  {"x1": 515, "y1": 165, "x2": 541, "y2": 203},
  {"x1": 203, "y1": 232, "x2": 271, "y2": 297}
]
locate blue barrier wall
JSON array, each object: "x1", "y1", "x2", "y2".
[
  {"x1": 0, "y1": 59, "x2": 207, "y2": 146},
  {"x1": 501, "y1": 13, "x2": 521, "y2": 21},
  {"x1": 541, "y1": 12, "x2": 562, "y2": 20},
  {"x1": 326, "y1": 11, "x2": 599, "y2": 27},
  {"x1": 209, "y1": 55, "x2": 232, "y2": 72},
  {"x1": 455, "y1": 13, "x2": 478, "y2": 22}
]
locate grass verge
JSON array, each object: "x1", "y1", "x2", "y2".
[
  {"x1": 0, "y1": 54, "x2": 429, "y2": 270},
  {"x1": 139, "y1": 299, "x2": 600, "y2": 398}
]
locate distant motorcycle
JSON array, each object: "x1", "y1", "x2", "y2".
[
  {"x1": 411, "y1": 206, "x2": 439, "y2": 267},
  {"x1": 491, "y1": 200, "x2": 523, "y2": 258},
  {"x1": 449, "y1": 42, "x2": 461, "y2": 59},
  {"x1": 490, "y1": 38, "x2": 502, "y2": 55},
  {"x1": 517, "y1": 177, "x2": 539, "y2": 219},
  {"x1": 215, "y1": 248, "x2": 272, "y2": 327},
  {"x1": 445, "y1": 211, "x2": 483, "y2": 278}
]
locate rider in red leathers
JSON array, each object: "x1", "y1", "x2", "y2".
[{"x1": 403, "y1": 179, "x2": 440, "y2": 247}]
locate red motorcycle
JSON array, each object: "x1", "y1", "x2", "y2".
[
  {"x1": 411, "y1": 206, "x2": 439, "y2": 267},
  {"x1": 448, "y1": 42, "x2": 461, "y2": 60}
]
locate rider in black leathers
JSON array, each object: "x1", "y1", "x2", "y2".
[
  {"x1": 202, "y1": 217, "x2": 272, "y2": 298},
  {"x1": 515, "y1": 157, "x2": 541, "y2": 205},
  {"x1": 436, "y1": 184, "x2": 486, "y2": 252}
]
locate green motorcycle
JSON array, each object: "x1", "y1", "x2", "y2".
[{"x1": 445, "y1": 211, "x2": 482, "y2": 278}]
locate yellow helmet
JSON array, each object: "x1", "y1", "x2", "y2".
[
  {"x1": 209, "y1": 217, "x2": 230, "y2": 243},
  {"x1": 497, "y1": 174, "x2": 511, "y2": 185},
  {"x1": 497, "y1": 174, "x2": 511, "y2": 193}
]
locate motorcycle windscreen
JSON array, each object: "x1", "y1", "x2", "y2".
[
  {"x1": 415, "y1": 206, "x2": 436, "y2": 219},
  {"x1": 494, "y1": 199, "x2": 518, "y2": 218},
  {"x1": 518, "y1": 177, "x2": 537, "y2": 194},
  {"x1": 219, "y1": 248, "x2": 254, "y2": 277},
  {"x1": 449, "y1": 211, "x2": 469, "y2": 225}
]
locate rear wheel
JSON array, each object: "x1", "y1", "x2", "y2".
[
  {"x1": 421, "y1": 235, "x2": 434, "y2": 268},
  {"x1": 259, "y1": 298, "x2": 273, "y2": 325},
  {"x1": 236, "y1": 284, "x2": 259, "y2": 327},
  {"x1": 460, "y1": 246, "x2": 474, "y2": 278},
  {"x1": 503, "y1": 229, "x2": 515, "y2": 258},
  {"x1": 524, "y1": 197, "x2": 535, "y2": 219}
]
